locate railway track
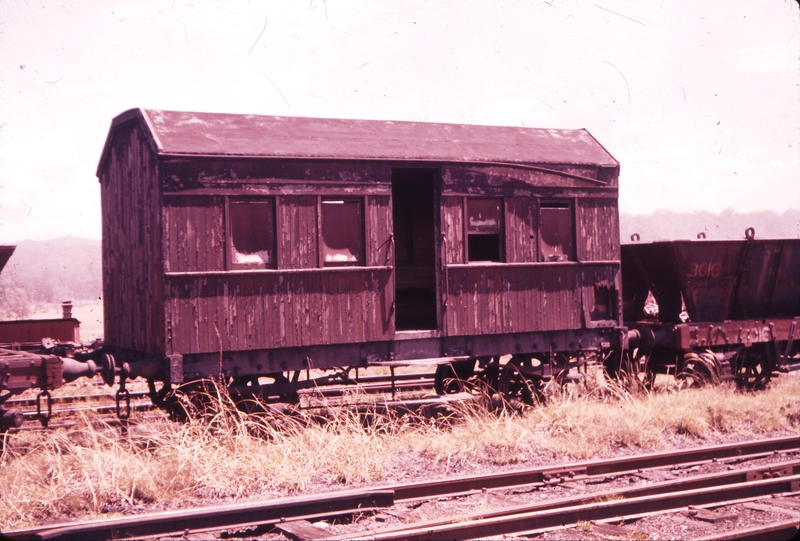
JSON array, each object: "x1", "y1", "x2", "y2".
[
  {"x1": 5, "y1": 435, "x2": 800, "y2": 541},
  {"x1": 4, "y1": 372, "x2": 437, "y2": 409},
  {"x1": 3, "y1": 372, "x2": 441, "y2": 435}
]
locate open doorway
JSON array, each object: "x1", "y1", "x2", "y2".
[{"x1": 392, "y1": 169, "x2": 438, "y2": 330}]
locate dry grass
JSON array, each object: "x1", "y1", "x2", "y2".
[
  {"x1": 410, "y1": 373, "x2": 800, "y2": 467},
  {"x1": 2, "y1": 374, "x2": 800, "y2": 530}
]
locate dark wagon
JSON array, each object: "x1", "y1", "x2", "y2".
[
  {"x1": 96, "y1": 109, "x2": 623, "y2": 403},
  {"x1": 622, "y1": 234, "x2": 800, "y2": 388}
]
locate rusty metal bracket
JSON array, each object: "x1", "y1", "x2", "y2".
[
  {"x1": 167, "y1": 354, "x2": 183, "y2": 385},
  {"x1": 541, "y1": 467, "x2": 588, "y2": 484},
  {"x1": 116, "y1": 374, "x2": 131, "y2": 420},
  {"x1": 36, "y1": 390, "x2": 52, "y2": 427},
  {"x1": 783, "y1": 321, "x2": 797, "y2": 365},
  {"x1": 116, "y1": 388, "x2": 131, "y2": 420},
  {"x1": 746, "y1": 465, "x2": 794, "y2": 481},
  {"x1": 0, "y1": 368, "x2": 9, "y2": 391}
]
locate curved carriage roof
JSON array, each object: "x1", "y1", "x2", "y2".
[{"x1": 97, "y1": 108, "x2": 618, "y2": 176}]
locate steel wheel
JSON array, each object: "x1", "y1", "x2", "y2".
[
  {"x1": 498, "y1": 362, "x2": 543, "y2": 407},
  {"x1": 435, "y1": 359, "x2": 476, "y2": 395},
  {"x1": 637, "y1": 353, "x2": 656, "y2": 391},
  {"x1": 735, "y1": 352, "x2": 772, "y2": 391},
  {"x1": 164, "y1": 379, "x2": 227, "y2": 422},
  {"x1": 677, "y1": 359, "x2": 715, "y2": 389},
  {"x1": 606, "y1": 349, "x2": 653, "y2": 391}
]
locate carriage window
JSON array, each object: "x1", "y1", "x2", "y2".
[
  {"x1": 321, "y1": 198, "x2": 364, "y2": 266},
  {"x1": 540, "y1": 200, "x2": 574, "y2": 262},
  {"x1": 591, "y1": 285, "x2": 613, "y2": 320},
  {"x1": 229, "y1": 199, "x2": 276, "y2": 269},
  {"x1": 467, "y1": 198, "x2": 503, "y2": 262}
]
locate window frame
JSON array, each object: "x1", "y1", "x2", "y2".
[
  {"x1": 538, "y1": 199, "x2": 575, "y2": 263},
  {"x1": 319, "y1": 196, "x2": 366, "y2": 268},
  {"x1": 225, "y1": 197, "x2": 277, "y2": 270},
  {"x1": 465, "y1": 196, "x2": 505, "y2": 263}
]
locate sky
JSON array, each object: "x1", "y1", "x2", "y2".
[{"x1": 0, "y1": 0, "x2": 798, "y2": 242}]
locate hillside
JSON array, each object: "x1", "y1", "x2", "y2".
[{"x1": 0, "y1": 237, "x2": 102, "y2": 319}]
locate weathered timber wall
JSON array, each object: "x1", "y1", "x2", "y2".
[
  {"x1": 160, "y1": 189, "x2": 395, "y2": 355},
  {"x1": 505, "y1": 196, "x2": 538, "y2": 263},
  {"x1": 101, "y1": 122, "x2": 165, "y2": 355},
  {"x1": 164, "y1": 269, "x2": 392, "y2": 355},
  {"x1": 163, "y1": 196, "x2": 225, "y2": 272},
  {"x1": 441, "y1": 164, "x2": 612, "y2": 195},
  {"x1": 441, "y1": 197, "x2": 465, "y2": 265},
  {"x1": 443, "y1": 264, "x2": 618, "y2": 336},
  {"x1": 366, "y1": 195, "x2": 394, "y2": 267},
  {"x1": 577, "y1": 198, "x2": 619, "y2": 262},
  {"x1": 0, "y1": 319, "x2": 80, "y2": 344},
  {"x1": 438, "y1": 165, "x2": 621, "y2": 338},
  {"x1": 161, "y1": 159, "x2": 392, "y2": 193},
  {"x1": 278, "y1": 195, "x2": 317, "y2": 269}
]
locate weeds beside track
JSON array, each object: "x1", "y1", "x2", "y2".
[{"x1": 1, "y1": 371, "x2": 800, "y2": 532}]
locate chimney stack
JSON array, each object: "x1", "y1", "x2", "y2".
[{"x1": 62, "y1": 301, "x2": 73, "y2": 319}]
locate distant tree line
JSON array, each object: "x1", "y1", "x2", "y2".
[{"x1": 620, "y1": 209, "x2": 799, "y2": 243}]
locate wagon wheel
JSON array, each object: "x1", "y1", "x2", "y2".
[
  {"x1": 548, "y1": 353, "x2": 572, "y2": 385},
  {"x1": 475, "y1": 357, "x2": 501, "y2": 395},
  {"x1": 636, "y1": 351, "x2": 658, "y2": 391},
  {"x1": 676, "y1": 359, "x2": 715, "y2": 389},
  {"x1": 603, "y1": 349, "x2": 625, "y2": 381},
  {"x1": 498, "y1": 362, "x2": 544, "y2": 408},
  {"x1": 147, "y1": 378, "x2": 172, "y2": 410},
  {"x1": 735, "y1": 352, "x2": 772, "y2": 391},
  {"x1": 632, "y1": 351, "x2": 656, "y2": 391},
  {"x1": 605, "y1": 349, "x2": 653, "y2": 391},
  {"x1": 164, "y1": 379, "x2": 228, "y2": 422},
  {"x1": 434, "y1": 359, "x2": 476, "y2": 395}
]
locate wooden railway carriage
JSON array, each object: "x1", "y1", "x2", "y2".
[{"x1": 97, "y1": 109, "x2": 622, "y2": 399}]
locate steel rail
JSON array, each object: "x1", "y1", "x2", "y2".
[
  {"x1": 8, "y1": 415, "x2": 162, "y2": 434},
  {"x1": 4, "y1": 436, "x2": 797, "y2": 541},
  {"x1": 298, "y1": 377, "x2": 435, "y2": 399},
  {"x1": 358, "y1": 474, "x2": 800, "y2": 541},
  {"x1": 4, "y1": 374, "x2": 434, "y2": 411},
  {"x1": 6, "y1": 375, "x2": 435, "y2": 428},
  {"x1": 2, "y1": 490, "x2": 394, "y2": 541},
  {"x1": 6, "y1": 378, "x2": 439, "y2": 435},
  {"x1": 293, "y1": 392, "x2": 474, "y2": 415},
  {"x1": 5, "y1": 391, "x2": 151, "y2": 409},
  {"x1": 691, "y1": 518, "x2": 800, "y2": 541},
  {"x1": 383, "y1": 434, "x2": 800, "y2": 501},
  {"x1": 18, "y1": 385, "x2": 440, "y2": 422},
  {"x1": 20, "y1": 403, "x2": 156, "y2": 420},
  {"x1": 327, "y1": 458, "x2": 800, "y2": 540},
  {"x1": 335, "y1": 372, "x2": 437, "y2": 384}
]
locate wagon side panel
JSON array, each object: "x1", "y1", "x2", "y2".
[
  {"x1": 577, "y1": 197, "x2": 619, "y2": 262},
  {"x1": 278, "y1": 195, "x2": 318, "y2": 270}
]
